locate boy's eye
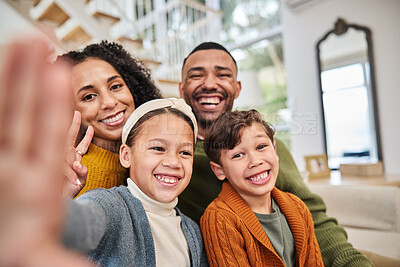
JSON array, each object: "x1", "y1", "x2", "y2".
[
  {"x1": 257, "y1": 144, "x2": 267, "y2": 150},
  {"x1": 232, "y1": 153, "x2": 243, "y2": 159},
  {"x1": 151, "y1": 146, "x2": 165, "y2": 152},
  {"x1": 82, "y1": 94, "x2": 96, "y2": 101}
]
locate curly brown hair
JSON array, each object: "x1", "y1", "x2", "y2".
[
  {"x1": 58, "y1": 40, "x2": 161, "y2": 107},
  {"x1": 204, "y1": 110, "x2": 275, "y2": 164}
]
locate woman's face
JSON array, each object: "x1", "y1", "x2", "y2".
[{"x1": 72, "y1": 58, "x2": 135, "y2": 150}]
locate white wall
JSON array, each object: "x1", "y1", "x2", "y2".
[
  {"x1": 0, "y1": 1, "x2": 38, "y2": 44},
  {"x1": 282, "y1": 0, "x2": 400, "y2": 174}
]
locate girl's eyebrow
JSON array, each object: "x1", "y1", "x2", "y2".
[{"x1": 146, "y1": 138, "x2": 194, "y2": 148}]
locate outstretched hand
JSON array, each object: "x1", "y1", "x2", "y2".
[
  {"x1": 0, "y1": 38, "x2": 94, "y2": 266},
  {"x1": 63, "y1": 110, "x2": 94, "y2": 198}
]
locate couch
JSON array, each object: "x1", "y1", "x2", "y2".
[{"x1": 307, "y1": 183, "x2": 400, "y2": 260}]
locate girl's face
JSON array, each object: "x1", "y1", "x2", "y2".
[
  {"x1": 120, "y1": 113, "x2": 194, "y2": 203},
  {"x1": 72, "y1": 58, "x2": 135, "y2": 150}
]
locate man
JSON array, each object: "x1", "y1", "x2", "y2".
[{"x1": 177, "y1": 42, "x2": 373, "y2": 266}]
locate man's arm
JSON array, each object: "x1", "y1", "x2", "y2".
[{"x1": 274, "y1": 138, "x2": 373, "y2": 267}]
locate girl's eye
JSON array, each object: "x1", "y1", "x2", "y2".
[
  {"x1": 151, "y1": 146, "x2": 165, "y2": 152},
  {"x1": 110, "y1": 84, "x2": 123, "y2": 91},
  {"x1": 257, "y1": 144, "x2": 267, "y2": 150},
  {"x1": 82, "y1": 94, "x2": 96, "y2": 101},
  {"x1": 179, "y1": 151, "x2": 193, "y2": 157},
  {"x1": 232, "y1": 153, "x2": 243, "y2": 159}
]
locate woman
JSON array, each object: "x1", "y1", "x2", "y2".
[{"x1": 60, "y1": 41, "x2": 162, "y2": 197}]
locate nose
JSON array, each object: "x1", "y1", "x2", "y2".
[
  {"x1": 248, "y1": 153, "x2": 263, "y2": 169},
  {"x1": 161, "y1": 153, "x2": 181, "y2": 169},
  {"x1": 202, "y1": 73, "x2": 218, "y2": 90},
  {"x1": 101, "y1": 91, "x2": 118, "y2": 110}
]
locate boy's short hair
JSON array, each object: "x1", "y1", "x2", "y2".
[{"x1": 204, "y1": 110, "x2": 275, "y2": 164}]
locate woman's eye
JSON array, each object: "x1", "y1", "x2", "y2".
[
  {"x1": 151, "y1": 146, "x2": 165, "y2": 152},
  {"x1": 232, "y1": 153, "x2": 243, "y2": 159},
  {"x1": 82, "y1": 94, "x2": 96, "y2": 101},
  {"x1": 110, "y1": 84, "x2": 123, "y2": 91},
  {"x1": 257, "y1": 144, "x2": 267, "y2": 150}
]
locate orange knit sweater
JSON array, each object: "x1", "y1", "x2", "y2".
[
  {"x1": 200, "y1": 182, "x2": 324, "y2": 267},
  {"x1": 76, "y1": 143, "x2": 127, "y2": 197}
]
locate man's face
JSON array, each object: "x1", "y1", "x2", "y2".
[{"x1": 179, "y1": 49, "x2": 241, "y2": 130}]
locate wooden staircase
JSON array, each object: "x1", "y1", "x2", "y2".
[{"x1": 5, "y1": 0, "x2": 222, "y2": 97}]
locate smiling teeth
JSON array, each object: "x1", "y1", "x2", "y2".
[
  {"x1": 248, "y1": 171, "x2": 269, "y2": 181},
  {"x1": 155, "y1": 175, "x2": 178, "y2": 184},
  {"x1": 102, "y1": 112, "x2": 123, "y2": 123},
  {"x1": 198, "y1": 97, "x2": 220, "y2": 105}
]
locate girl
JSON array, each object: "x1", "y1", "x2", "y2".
[
  {"x1": 59, "y1": 41, "x2": 162, "y2": 197},
  {"x1": 63, "y1": 98, "x2": 208, "y2": 267}
]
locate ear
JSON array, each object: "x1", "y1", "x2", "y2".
[
  {"x1": 210, "y1": 161, "x2": 226, "y2": 181},
  {"x1": 119, "y1": 144, "x2": 132, "y2": 168},
  {"x1": 234, "y1": 81, "x2": 242, "y2": 99},
  {"x1": 178, "y1": 82, "x2": 184, "y2": 98},
  {"x1": 273, "y1": 139, "x2": 279, "y2": 161}
]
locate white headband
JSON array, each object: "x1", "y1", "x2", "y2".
[{"x1": 122, "y1": 98, "x2": 198, "y2": 144}]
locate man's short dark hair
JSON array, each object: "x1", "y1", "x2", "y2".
[
  {"x1": 182, "y1": 42, "x2": 237, "y2": 70},
  {"x1": 204, "y1": 110, "x2": 275, "y2": 165}
]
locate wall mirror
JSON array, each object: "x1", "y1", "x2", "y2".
[{"x1": 316, "y1": 18, "x2": 382, "y2": 169}]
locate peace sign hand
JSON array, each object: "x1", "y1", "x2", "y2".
[{"x1": 63, "y1": 111, "x2": 94, "y2": 198}]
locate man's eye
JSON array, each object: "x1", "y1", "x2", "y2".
[
  {"x1": 232, "y1": 153, "x2": 243, "y2": 159},
  {"x1": 189, "y1": 74, "x2": 203, "y2": 79},
  {"x1": 257, "y1": 144, "x2": 267, "y2": 150},
  {"x1": 218, "y1": 74, "x2": 230, "y2": 78},
  {"x1": 151, "y1": 147, "x2": 165, "y2": 152},
  {"x1": 82, "y1": 94, "x2": 96, "y2": 101}
]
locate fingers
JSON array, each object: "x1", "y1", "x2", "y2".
[
  {"x1": 34, "y1": 50, "x2": 73, "y2": 188},
  {"x1": 0, "y1": 43, "x2": 19, "y2": 144},
  {"x1": 66, "y1": 111, "x2": 81, "y2": 149},
  {"x1": 73, "y1": 161, "x2": 88, "y2": 186},
  {"x1": 0, "y1": 40, "x2": 47, "y2": 156},
  {"x1": 75, "y1": 126, "x2": 94, "y2": 161},
  {"x1": 64, "y1": 162, "x2": 78, "y2": 183}
]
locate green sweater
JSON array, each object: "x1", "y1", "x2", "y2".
[{"x1": 178, "y1": 138, "x2": 373, "y2": 267}]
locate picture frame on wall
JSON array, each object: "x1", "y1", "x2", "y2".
[{"x1": 305, "y1": 154, "x2": 331, "y2": 179}]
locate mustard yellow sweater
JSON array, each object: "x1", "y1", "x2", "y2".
[{"x1": 76, "y1": 143, "x2": 127, "y2": 197}]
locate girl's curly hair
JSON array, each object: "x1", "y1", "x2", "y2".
[{"x1": 59, "y1": 40, "x2": 161, "y2": 107}]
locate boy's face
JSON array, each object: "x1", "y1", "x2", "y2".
[
  {"x1": 120, "y1": 113, "x2": 194, "y2": 203},
  {"x1": 210, "y1": 123, "x2": 279, "y2": 209}
]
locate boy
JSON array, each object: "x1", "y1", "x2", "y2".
[{"x1": 200, "y1": 110, "x2": 323, "y2": 267}]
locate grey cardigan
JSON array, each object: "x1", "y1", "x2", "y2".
[{"x1": 63, "y1": 186, "x2": 208, "y2": 267}]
